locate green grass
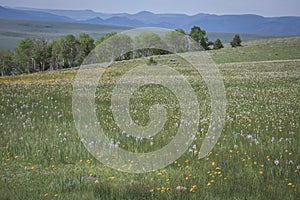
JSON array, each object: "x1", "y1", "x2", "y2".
[
  {"x1": 210, "y1": 37, "x2": 300, "y2": 64},
  {"x1": 0, "y1": 37, "x2": 300, "y2": 199}
]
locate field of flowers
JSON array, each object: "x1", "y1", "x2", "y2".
[{"x1": 0, "y1": 38, "x2": 300, "y2": 199}]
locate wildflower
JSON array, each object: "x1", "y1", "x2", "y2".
[
  {"x1": 175, "y1": 186, "x2": 187, "y2": 191},
  {"x1": 288, "y1": 182, "x2": 293, "y2": 186},
  {"x1": 149, "y1": 189, "x2": 154, "y2": 193},
  {"x1": 44, "y1": 193, "x2": 49, "y2": 197},
  {"x1": 259, "y1": 170, "x2": 264, "y2": 175},
  {"x1": 212, "y1": 162, "x2": 216, "y2": 166},
  {"x1": 31, "y1": 166, "x2": 35, "y2": 170},
  {"x1": 288, "y1": 160, "x2": 294, "y2": 165},
  {"x1": 53, "y1": 194, "x2": 59, "y2": 197},
  {"x1": 108, "y1": 176, "x2": 115, "y2": 181},
  {"x1": 83, "y1": 176, "x2": 97, "y2": 181},
  {"x1": 246, "y1": 134, "x2": 253, "y2": 139},
  {"x1": 253, "y1": 161, "x2": 257, "y2": 165},
  {"x1": 189, "y1": 185, "x2": 196, "y2": 192},
  {"x1": 274, "y1": 159, "x2": 279, "y2": 166},
  {"x1": 160, "y1": 187, "x2": 166, "y2": 193},
  {"x1": 271, "y1": 137, "x2": 275, "y2": 142}
]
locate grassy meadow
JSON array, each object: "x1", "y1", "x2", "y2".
[{"x1": 0, "y1": 37, "x2": 300, "y2": 199}]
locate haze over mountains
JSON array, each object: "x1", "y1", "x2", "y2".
[{"x1": 1, "y1": 6, "x2": 300, "y2": 35}]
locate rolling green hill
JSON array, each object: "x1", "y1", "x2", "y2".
[{"x1": 0, "y1": 18, "x2": 291, "y2": 50}]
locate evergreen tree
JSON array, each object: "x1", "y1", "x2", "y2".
[
  {"x1": 213, "y1": 38, "x2": 224, "y2": 50},
  {"x1": 231, "y1": 34, "x2": 242, "y2": 47}
]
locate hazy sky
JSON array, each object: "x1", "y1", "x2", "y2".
[{"x1": 1, "y1": 0, "x2": 300, "y2": 16}]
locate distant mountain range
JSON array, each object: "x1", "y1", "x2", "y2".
[{"x1": 1, "y1": 6, "x2": 300, "y2": 36}]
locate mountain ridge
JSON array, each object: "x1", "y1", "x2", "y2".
[{"x1": 1, "y1": 6, "x2": 300, "y2": 35}]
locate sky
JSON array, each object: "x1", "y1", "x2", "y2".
[{"x1": 1, "y1": 0, "x2": 300, "y2": 16}]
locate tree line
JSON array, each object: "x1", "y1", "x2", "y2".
[{"x1": 0, "y1": 26, "x2": 241, "y2": 76}]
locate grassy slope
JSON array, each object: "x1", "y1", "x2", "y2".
[
  {"x1": 0, "y1": 18, "x2": 292, "y2": 50},
  {"x1": 0, "y1": 37, "x2": 299, "y2": 199},
  {"x1": 210, "y1": 37, "x2": 300, "y2": 64},
  {"x1": 0, "y1": 18, "x2": 131, "y2": 50}
]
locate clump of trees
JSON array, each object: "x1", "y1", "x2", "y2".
[
  {"x1": 0, "y1": 33, "x2": 95, "y2": 76},
  {"x1": 0, "y1": 26, "x2": 242, "y2": 77}
]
